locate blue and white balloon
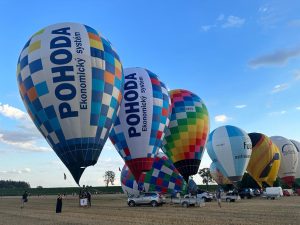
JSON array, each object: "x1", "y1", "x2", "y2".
[
  {"x1": 17, "y1": 22, "x2": 124, "y2": 184},
  {"x1": 206, "y1": 125, "x2": 252, "y2": 182}
]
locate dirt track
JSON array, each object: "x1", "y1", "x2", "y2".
[{"x1": 0, "y1": 194, "x2": 299, "y2": 225}]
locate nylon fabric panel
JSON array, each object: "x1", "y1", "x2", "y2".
[
  {"x1": 162, "y1": 89, "x2": 209, "y2": 180},
  {"x1": 17, "y1": 22, "x2": 124, "y2": 184},
  {"x1": 212, "y1": 126, "x2": 236, "y2": 177},
  {"x1": 120, "y1": 152, "x2": 186, "y2": 195},
  {"x1": 271, "y1": 136, "x2": 298, "y2": 179},
  {"x1": 290, "y1": 140, "x2": 300, "y2": 186}
]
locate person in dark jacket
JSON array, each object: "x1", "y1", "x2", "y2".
[
  {"x1": 56, "y1": 194, "x2": 63, "y2": 213},
  {"x1": 87, "y1": 191, "x2": 92, "y2": 207},
  {"x1": 216, "y1": 188, "x2": 222, "y2": 208},
  {"x1": 21, "y1": 191, "x2": 28, "y2": 208}
]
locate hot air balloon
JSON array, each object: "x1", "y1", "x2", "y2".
[
  {"x1": 247, "y1": 133, "x2": 280, "y2": 187},
  {"x1": 110, "y1": 68, "x2": 170, "y2": 182},
  {"x1": 210, "y1": 162, "x2": 232, "y2": 185},
  {"x1": 290, "y1": 140, "x2": 300, "y2": 187},
  {"x1": 206, "y1": 125, "x2": 252, "y2": 182},
  {"x1": 17, "y1": 22, "x2": 124, "y2": 184},
  {"x1": 120, "y1": 152, "x2": 186, "y2": 196},
  {"x1": 270, "y1": 136, "x2": 298, "y2": 187},
  {"x1": 162, "y1": 89, "x2": 209, "y2": 182},
  {"x1": 265, "y1": 142, "x2": 281, "y2": 187},
  {"x1": 187, "y1": 179, "x2": 198, "y2": 195}
]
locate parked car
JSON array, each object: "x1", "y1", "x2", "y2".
[
  {"x1": 239, "y1": 188, "x2": 255, "y2": 199},
  {"x1": 171, "y1": 195, "x2": 205, "y2": 207},
  {"x1": 283, "y1": 190, "x2": 291, "y2": 196},
  {"x1": 221, "y1": 191, "x2": 241, "y2": 202},
  {"x1": 128, "y1": 192, "x2": 164, "y2": 207},
  {"x1": 253, "y1": 188, "x2": 262, "y2": 196},
  {"x1": 196, "y1": 189, "x2": 214, "y2": 202}
]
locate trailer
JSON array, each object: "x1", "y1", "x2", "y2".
[{"x1": 262, "y1": 187, "x2": 283, "y2": 200}]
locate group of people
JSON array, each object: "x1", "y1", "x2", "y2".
[
  {"x1": 21, "y1": 187, "x2": 92, "y2": 214},
  {"x1": 79, "y1": 187, "x2": 92, "y2": 207}
]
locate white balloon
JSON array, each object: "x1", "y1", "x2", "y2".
[
  {"x1": 270, "y1": 136, "x2": 298, "y2": 186},
  {"x1": 290, "y1": 140, "x2": 300, "y2": 181}
]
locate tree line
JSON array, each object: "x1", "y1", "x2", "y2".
[{"x1": 0, "y1": 180, "x2": 30, "y2": 189}]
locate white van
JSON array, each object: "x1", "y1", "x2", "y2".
[{"x1": 263, "y1": 187, "x2": 283, "y2": 199}]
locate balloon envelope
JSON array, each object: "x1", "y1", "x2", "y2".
[
  {"x1": 206, "y1": 125, "x2": 252, "y2": 182},
  {"x1": 110, "y1": 68, "x2": 170, "y2": 182},
  {"x1": 120, "y1": 152, "x2": 186, "y2": 196},
  {"x1": 210, "y1": 162, "x2": 232, "y2": 185},
  {"x1": 290, "y1": 140, "x2": 300, "y2": 187},
  {"x1": 17, "y1": 22, "x2": 123, "y2": 184},
  {"x1": 270, "y1": 136, "x2": 298, "y2": 187},
  {"x1": 162, "y1": 89, "x2": 209, "y2": 182},
  {"x1": 187, "y1": 179, "x2": 198, "y2": 194},
  {"x1": 265, "y1": 142, "x2": 281, "y2": 187},
  {"x1": 247, "y1": 133, "x2": 280, "y2": 187}
]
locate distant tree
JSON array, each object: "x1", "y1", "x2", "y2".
[
  {"x1": 0, "y1": 180, "x2": 30, "y2": 189},
  {"x1": 36, "y1": 186, "x2": 43, "y2": 189},
  {"x1": 104, "y1": 171, "x2": 115, "y2": 187},
  {"x1": 198, "y1": 168, "x2": 213, "y2": 190}
]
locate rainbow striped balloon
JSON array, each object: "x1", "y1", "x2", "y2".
[
  {"x1": 121, "y1": 152, "x2": 186, "y2": 196},
  {"x1": 162, "y1": 89, "x2": 209, "y2": 182}
]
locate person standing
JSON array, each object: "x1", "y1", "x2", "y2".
[
  {"x1": 21, "y1": 191, "x2": 28, "y2": 208},
  {"x1": 56, "y1": 194, "x2": 63, "y2": 213},
  {"x1": 216, "y1": 188, "x2": 222, "y2": 208},
  {"x1": 87, "y1": 191, "x2": 91, "y2": 207}
]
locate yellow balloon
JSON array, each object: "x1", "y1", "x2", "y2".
[
  {"x1": 265, "y1": 143, "x2": 281, "y2": 186},
  {"x1": 247, "y1": 133, "x2": 281, "y2": 187}
]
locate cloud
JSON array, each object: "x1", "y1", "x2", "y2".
[
  {"x1": 296, "y1": 107, "x2": 300, "y2": 110},
  {"x1": 235, "y1": 104, "x2": 247, "y2": 109},
  {"x1": 222, "y1": 16, "x2": 245, "y2": 28},
  {"x1": 271, "y1": 83, "x2": 289, "y2": 93},
  {"x1": 0, "y1": 168, "x2": 31, "y2": 174},
  {"x1": 259, "y1": 5, "x2": 269, "y2": 13},
  {"x1": 269, "y1": 110, "x2": 287, "y2": 116},
  {"x1": 201, "y1": 14, "x2": 245, "y2": 32},
  {"x1": 249, "y1": 46, "x2": 300, "y2": 68},
  {"x1": 258, "y1": 4, "x2": 286, "y2": 28},
  {"x1": 0, "y1": 103, "x2": 29, "y2": 120},
  {"x1": 0, "y1": 103, "x2": 48, "y2": 152},
  {"x1": 201, "y1": 25, "x2": 213, "y2": 32},
  {"x1": 0, "y1": 133, "x2": 50, "y2": 152},
  {"x1": 214, "y1": 114, "x2": 231, "y2": 123}
]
